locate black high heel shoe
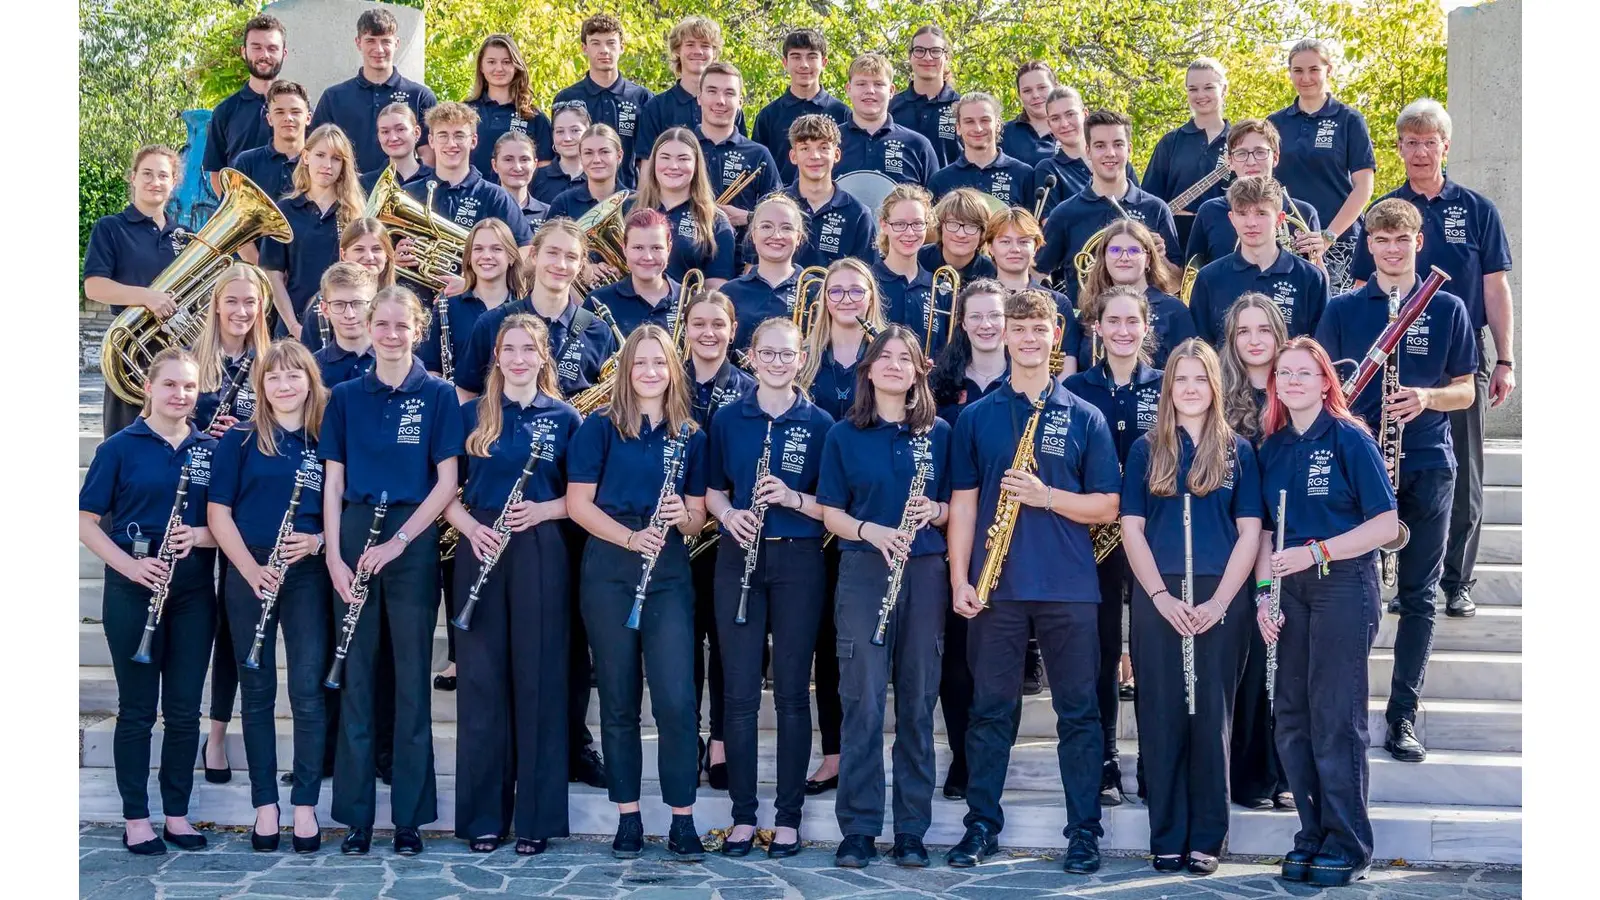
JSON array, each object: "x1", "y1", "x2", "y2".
[
  {"x1": 204, "y1": 735, "x2": 231, "y2": 784},
  {"x1": 433, "y1": 673, "x2": 457, "y2": 691},
  {"x1": 804, "y1": 774, "x2": 839, "y2": 795},
  {"x1": 252, "y1": 806, "x2": 281, "y2": 852},
  {"x1": 292, "y1": 812, "x2": 321, "y2": 854}
]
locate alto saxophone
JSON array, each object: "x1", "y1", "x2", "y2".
[
  {"x1": 324, "y1": 493, "x2": 389, "y2": 690},
  {"x1": 872, "y1": 455, "x2": 931, "y2": 646},
  {"x1": 976, "y1": 388, "x2": 1049, "y2": 608},
  {"x1": 244, "y1": 464, "x2": 309, "y2": 670},
  {"x1": 131, "y1": 458, "x2": 192, "y2": 665},
  {"x1": 734, "y1": 421, "x2": 774, "y2": 626},
  {"x1": 452, "y1": 441, "x2": 541, "y2": 632},
  {"x1": 628, "y1": 423, "x2": 691, "y2": 630}
]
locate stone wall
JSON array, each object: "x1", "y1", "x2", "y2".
[
  {"x1": 266, "y1": 0, "x2": 427, "y2": 104},
  {"x1": 1448, "y1": 0, "x2": 1521, "y2": 438}
]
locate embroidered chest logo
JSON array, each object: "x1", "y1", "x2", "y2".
[
  {"x1": 720, "y1": 152, "x2": 749, "y2": 190},
  {"x1": 1442, "y1": 205, "x2": 1468, "y2": 244},
  {"x1": 527, "y1": 418, "x2": 559, "y2": 463},
  {"x1": 454, "y1": 195, "x2": 482, "y2": 228},
  {"x1": 509, "y1": 113, "x2": 529, "y2": 134},
  {"x1": 1222, "y1": 458, "x2": 1236, "y2": 490},
  {"x1": 390, "y1": 90, "x2": 412, "y2": 106},
  {"x1": 1403, "y1": 311, "x2": 1431, "y2": 356},
  {"x1": 677, "y1": 215, "x2": 699, "y2": 242},
  {"x1": 990, "y1": 171, "x2": 1015, "y2": 203},
  {"x1": 1271, "y1": 280, "x2": 1298, "y2": 327},
  {"x1": 234, "y1": 384, "x2": 257, "y2": 422},
  {"x1": 557, "y1": 333, "x2": 585, "y2": 382},
  {"x1": 660, "y1": 438, "x2": 679, "y2": 475},
  {"x1": 938, "y1": 105, "x2": 957, "y2": 140},
  {"x1": 187, "y1": 447, "x2": 214, "y2": 487},
  {"x1": 1123, "y1": 208, "x2": 1149, "y2": 226},
  {"x1": 1136, "y1": 387, "x2": 1159, "y2": 432},
  {"x1": 1315, "y1": 119, "x2": 1338, "y2": 150},
  {"x1": 397, "y1": 397, "x2": 425, "y2": 445},
  {"x1": 910, "y1": 434, "x2": 935, "y2": 480},
  {"x1": 617, "y1": 101, "x2": 639, "y2": 137},
  {"x1": 882, "y1": 139, "x2": 906, "y2": 175},
  {"x1": 711, "y1": 384, "x2": 743, "y2": 409},
  {"x1": 299, "y1": 449, "x2": 325, "y2": 494},
  {"x1": 1307, "y1": 448, "x2": 1334, "y2": 497},
  {"x1": 780, "y1": 426, "x2": 811, "y2": 475},
  {"x1": 1039, "y1": 408, "x2": 1072, "y2": 459},
  {"x1": 818, "y1": 212, "x2": 845, "y2": 255}
]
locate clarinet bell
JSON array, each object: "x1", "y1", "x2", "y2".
[
  {"x1": 131, "y1": 635, "x2": 154, "y2": 665},
  {"x1": 242, "y1": 643, "x2": 263, "y2": 670},
  {"x1": 323, "y1": 656, "x2": 345, "y2": 691}
]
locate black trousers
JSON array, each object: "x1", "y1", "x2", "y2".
[
  {"x1": 325, "y1": 604, "x2": 396, "y2": 777},
  {"x1": 101, "y1": 553, "x2": 217, "y2": 820},
  {"x1": 1387, "y1": 466, "x2": 1456, "y2": 725},
  {"x1": 452, "y1": 515, "x2": 571, "y2": 841},
  {"x1": 812, "y1": 541, "x2": 844, "y2": 756},
  {"x1": 331, "y1": 504, "x2": 439, "y2": 831},
  {"x1": 714, "y1": 537, "x2": 826, "y2": 828},
  {"x1": 1275, "y1": 556, "x2": 1380, "y2": 866},
  {"x1": 1130, "y1": 575, "x2": 1248, "y2": 856},
  {"x1": 939, "y1": 607, "x2": 1027, "y2": 792},
  {"x1": 101, "y1": 391, "x2": 141, "y2": 439},
  {"x1": 1441, "y1": 329, "x2": 1489, "y2": 593},
  {"x1": 690, "y1": 537, "x2": 725, "y2": 744},
  {"x1": 1230, "y1": 622, "x2": 1288, "y2": 803},
  {"x1": 441, "y1": 553, "x2": 457, "y2": 665},
  {"x1": 580, "y1": 528, "x2": 699, "y2": 808},
  {"x1": 222, "y1": 549, "x2": 330, "y2": 808},
  {"x1": 834, "y1": 551, "x2": 946, "y2": 839},
  {"x1": 209, "y1": 556, "x2": 240, "y2": 725},
  {"x1": 1095, "y1": 546, "x2": 1129, "y2": 763},
  {"x1": 559, "y1": 520, "x2": 596, "y2": 758},
  {"x1": 965, "y1": 600, "x2": 1102, "y2": 839}
]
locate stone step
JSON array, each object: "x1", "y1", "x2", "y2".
[
  {"x1": 1374, "y1": 605, "x2": 1521, "y2": 653},
  {"x1": 1477, "y1": 524, "x2": 1521, "y2": 565},
  {"x1": 80, "y1": 432, "x2": 99, "y2": 467},
  {"x1": 1483, "y1": 440, "x2": 1521, "y2": 487},
  {"x1": 76, "y1": 769, "x2": 1521, "y2": 864},
  {"x1": 1483, "y1": 486, "x2": 1520, "y2": 525},
  {"x1": 79, "y1": 719, "x2": 1522, "y2": 809},
  {"x1": 1370, "y1": 649, "x2": 1520, "y2": 701}
]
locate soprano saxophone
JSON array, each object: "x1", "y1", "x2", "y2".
[
  {"x1": 1182, "y1": 492, "x2": 1197, "y2": 716},
  {"x1": 131, "y1": 459, "x2": 192, "y2": 665},
  {"x1": 324, "y1": 493, "x2": 389, "y2": 689},
  {"x1": 976, "y1": 387, "x2": 1049, "y2": 609},
  {"x1": 452, "y1": 441, "x2": 542, "y2": 632},
  {"x1": 244, "y1": 464, "x2": 309, "y2": 669},
  {"x1": 628, "y1": 423, "x2": 691, "y2": 630},
  {"x1": 733, "y1": 421, "x2": 774, "y2": 626},
  {"x1": 871, "y1": 456, "x2": 930, "y2": 646}
]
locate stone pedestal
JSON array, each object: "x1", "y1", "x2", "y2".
[
  {"x1": 1448, "y1": 0, "x2": 1521, "y2": 437},
  {"x1": 266, "y1": 0, "x2": 427, "y2": 106}
]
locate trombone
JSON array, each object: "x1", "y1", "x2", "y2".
[
  {"x1": 925, "y1": 265, "x2": 961, "y2": 356},
  {"x1": 675, "y1": 268, "x2": 705, "y2": 354},
  {"x1": 792, "y1": 265, "x2": 829, "y2": 341}
]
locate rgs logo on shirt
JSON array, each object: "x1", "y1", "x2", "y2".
[
  {"x1": 397, "y1": 397, "x2": 425, "y2": 445},
  {"x1": 677, "y1": 214, "x2": 700, "y2": 242},
  {"x1": 389, "y1": 90, "x2": 412, "y2": 106},
  {"x1": 557, "y1": 337, "x2": 585, "y2": 382},
  {"x1": 1442, "y1": 206, "x2": 1469, "y2": 244},
  {"x1": 617, "y1": 102, "x2": 639, "y2": 137},
  {"x1": 509, "y1": 113, "x2": 529, "y2": 134},
  {"x1": 1040, "y1": 408, "x2": 1072, "y2": 459},
  {"x1": 1307, "y1": 448, "x2": 1334, "y2": 497},
  {"x1": 527, "y1": 418, "x2": 559, "y2": 463},
  {"x1": 186, "y1": 446, "x2": 214, "y2": 487},
  {"x1": 711, "y1": 384, "x2": 743, "y2": 409},
  {"x1": 818, "y1": 212, "x2": 845, "y2": 255},
  {"x1": 882, "y1": 140, "x2": 907, "y2": 176},
  {"x1": 454, "y1": 196, "x2": 482, "y2": 228},
  {"x1": 780, "y1": 426, "x2": 811, "y2": 475},
  {"x1": 1271, "y1": 280, "x2": 1297, "y2": 328},
  {"x1": 720, "y1": 152, "x2": 750, "y2": 190},
  {"x1": 234, "y1": 385, "x2": 257, "y2": 422},
  {"x1": 910, "y1": 435, "x2": 935, "y2": 484},
  {"x1": 1136, "y1": 386, "x2": 1159, "y2": 432},
  {"x1": 1315, "y1": 119, "x2": 1338, "y2": 150},
  {"x1": 1404, "y1": 311, "x2": 1431, "y2": 356},
  {"x1": 938, "y1": 105, "x2": 957, "y2": 141},
  {"x1": 990, "y1": 172, "x2": 1015, "y2": 204},
  {"x1": 298, "y1": 449, "x2": 325, "y2": 494}
]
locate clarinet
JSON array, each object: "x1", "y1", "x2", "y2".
[
  {"x1": 313, "y1": 291, "x2": 330, "y2": 346},
  {"x1": 872, "y1": 460, "x2": 929, "y2": 647},
  {"x1": 437, "y1": 295, "x2": 454, "y2": 382},
  {"x1": 1265, "y1": 489, "x2": 1288, "y2": 704},
  {"x1": 628, "y1": 423, "x2": 691, "y2": 630},
  {"x1": 207, "y1": 355, "x2": 253, "y2": 433},
  {"x1": 131, "y1": 459, "x2": 192, "y2": 665},
  {"x1": 733, "y1": 421, "x2": 774, "y2": 626},
  {"x1": 244, "y1": 464, "x2": 310, "y2": 670},
  {"x1": 324, "y1": 493, "x2": 389, "y2": 689},
  {"x1": 1182, "y1": 492, "x2": 1197, "y2": 715},
  {"x1": 452, "y1": 444, "x2": 540, "y2": 632}
]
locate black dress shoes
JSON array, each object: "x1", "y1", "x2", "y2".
[
  {"x1": 945, "y1": 823, "x2": 998, "y2": 867},
  {"x1": 1445, "y1": 585, "x2": 1477, "y2": 618},
  {"x1": 720, "y1": 832, "x2": 754, "y2": 857},
  {"x1": 1274, "y1": 791, "x2": 1296, "y2": 810},
  {"x1": 161, "y1": 827, "x2": 207, "y2": 851},
  {"x1": 666, "y1": 816, "x2": 706, "y2": 861},
  {"x1": 1237, "y1": 796, "x2": 1275, "y2": 810},
  {"x1": 1307, "y1": 852, "x2": 1370, "y2": 886},
  {"x1": 942, "y1": 781, "x2": 967, "y2": 801},
  {"x1": 1384, "y1": 719, "x2": 1427, "y2": 762},
  {"x1": 804, "y1": 774, "x2": 839, "y2": 795},
  {"x1": 612, "y1": 814, "x2": 644, "y2": 859},
  {"x1": 393, "y1": 826, "x2": 423, "y2": 856},
  {"x1": 433, "y1": 673, "x2": 457, "y2": 691},
  {"x1": 767, "y1": 834, "x2": 802, "y2": 859},
  {"x1": 1062, "y1": 830, "x2": 1101, "y2": 874},
  {"x1": 341, "y1": 827, "x2": 371, "y2": 855},
  {"x1": 1151, "y1": 854, "x2": 1184, "y2": 873},
  {"x1": 570, "y1": 746, "x2": 608, "y2": 788},
  {"x1": 122, "y1": 832, "x2": 166, "y2": 856},
  {"x1": 515, "y1": 837, "x2": 548, "y2": 856},
  {"x1": 888, "y1": 834, "x2": 929, "y2": 867},
  {"x1": 1280, "y1": 847, "x2": 1315, "y2": 881},
  {"x1": 834, "y1": 834, "x2": 877, "y2": 867}
]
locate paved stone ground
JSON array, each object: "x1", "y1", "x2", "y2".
[{"x1": 79, "y1": 826, "x2": 1521, "y2": 899}]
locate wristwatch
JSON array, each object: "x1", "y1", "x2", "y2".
[
  {"x1": 1320, "y1": 228, "x2": 1337, "y2": 245},
  {"x1": 314, "y1": 534, "x2": 325, "y2": 555},
  {"x1": 1496, "y1": 359, "x2": 1515, "y2": 371},
  {"x1": 395, "y1": 530, "x2": 411, "y2": 546}
]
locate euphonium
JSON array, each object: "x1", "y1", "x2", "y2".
[
  {"x1": 975, "y1": 387, "x2": 1048, "y2": 609},
  {"x1": 101, "y1": 168, "x2": 293, "y2": 405},
  {"x1": 364, "y1": 168, "x2": 471, "y2": 291},
  {"x1": 1073, "y1": 195, "x2": 1134, "y2": 292},
  {"x1": 926, "y1": 266, "x2": 960, "y2": 356},
  {"x1": 576, "y1": 190, "x2": 631, "y2": 293}
]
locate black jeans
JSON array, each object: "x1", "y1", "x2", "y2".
[
  {"x1": 714, "y1": 537, "x2": 825, "y2": 828},
  {"x1": 964, "y1": 599, "x2": 1102, "y2": 840},
  {"x1": 101, "y1": 553, "x2": 217, "y2": 820},
  {"x1": 330, "y1": 503, "x2": 439, "y2": 831},
  {"x1": 208, "y1": 556, "x2": 240, "y2": 726},
  {"x1": 580, "y1": 527, "x2": 699, "y2": 808},
  {"x1": 834, "y1": 551, "x2": 946, "y2": 840},
  {"x1": 939, "y1": 607, "x2": 1026, "y2": 792},
  {"x1": 1275, "y1": 556, "x2": 1381, "y2": 866},
  {"x1": 1387, "y1": 466, "x2": 1456, "y2": 725},
  {"x1": 452, "y1": 515, "x2": 571, "y2": 841},
  {"x1": 1095, "y1": 546, "x2": 1129, "y2": 763},
  {"x1": 1130, "y1": 575, "x2": 1249, "y2": 856},
  {"x1": 691, "y1": 537, "x2": 725, "y2": 743},
  {"x1": 1441, "y1": 329, "x2": 1489, "y2": 592},
  {"x1": 812, "y1": 541, "x2": 843, "y2": 757},
  {"x1": 222, "y1": 548, "x2": 330, "y2": 808},
  {"x1": 559, "y1": 520, "x2": 597, "y2": 759}
]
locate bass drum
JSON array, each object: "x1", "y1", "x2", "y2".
[{"x1": 835, "y1": 170, "x2": 899, "y2": 218}]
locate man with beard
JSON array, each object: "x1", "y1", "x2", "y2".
[{"x1": 205, "y1": 14, "x2": 288, "y2": 195}]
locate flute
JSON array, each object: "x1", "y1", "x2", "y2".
[
  {"x1": 324, "y1": 492, "x2": 389, "y2": 689},
  {"x1": 1266, "y1": 489, "x2": 1287, "y2": 703},
  {"x1": 243, "y1": 464, "x2": 310, "y2": 669},
  {"x1": 1182, "y1": 492, "x2": 1196, "y2": 716}
]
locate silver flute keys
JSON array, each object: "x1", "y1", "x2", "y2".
[
  {"x1": 1266, "y1": 489, "x2": 1287, "y2": 704},
  {"x1": 1182, "y1": 492, "x2": 1196, "y2": 716}
]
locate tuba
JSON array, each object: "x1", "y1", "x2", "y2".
[
  {"x1": 363, "y1": 168, "x2": 471, "y2": 291},
  {"x1": 101, "y1": 168, "x2": 293, "y2": 405},
  {"x1": 575, "y1": 190, "x2": 631, "y2": 294}
]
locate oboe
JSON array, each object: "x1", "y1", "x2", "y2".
[
  {"x1": 872, "y1": 460, "x2": 929, "y2": 647},
  {"x1": 1182, "y1": 492, "x2": 1196, "y2": 716},
  {"x1": 244, "y1": 463, "x2": 310, "y2": 669},
  {"x1": 324, "y1": 492, "x2": 389, "y2": 689},
  {"x1": 1265, "y1": 489, "x2": 1287, "y2": 704},
  {"x1": 452, "y1": 443, "x2": 540, "y2": 632},
  {"x1": 628, "y1": 423, "x2": 691, "y2": 630},
  {"x1": 733, "y1": 421, "x2": 774, "y2": 626},
  {"x1": 131, "y1": 458, "x2": 192, "y2": 665},
  {"x1": 207, "y1": 355, "x2": 253, "y2": 433},
  {"x1": 437, "y1": 295, "x2": 454, "y2": 382}
]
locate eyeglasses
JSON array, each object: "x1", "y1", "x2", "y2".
[
  {"x1": 910, "y1": 46, "x2": 948, "y2": 60},
  {"x1": 1274, "y1": 369, "x2": 1323, "y2": 383},
  {"x1": 886, "y1": 219, "x2": 927, "y2": 234},
  {"x1": 943, "y1": 220, "x2": 983, "y2": 236},
  {"x1": 753, "y1": 221, "x2": 799, "y2": 236},
  {"x1": 326, "y1": 301, "x2": 369, "y2": 314},
  {"x1": 1229, "y1": 147, "x2": 1273, "y2": 162},
  {"x1": 826, "y1": 286, "x2": 868, "y2": 302},
  {"x1": 755, "y1": 348, "x2": 799, "y2": 364},
  {"x1": 1399, "y1": 138, "x2": 1443, "y2": 153},
  {"x1": 965, "y1": 312, "x2": 1005, "y2": 325},
  {"x1": 1105, "y1": 245, "x2": 1145, "y2": 259}
]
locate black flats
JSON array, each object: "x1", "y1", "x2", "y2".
[
  {"x1": 1152, "y1": 854, "x2": 1184, "y2": 872},
  {"x1": 122, "y1": 832, "x2": 166, "y2": 856},
  {"x1": 433, "y1": 673, "x2": 457, "y2": 691},
  {"x1": 1187, "y1": 853, "x2": 1219, "y2": 876},
  {"x1": 720, "y1": 830, "x2": 755, "y2": 857},
  {"x1": 515, "y1": 837, "x2": 548, "y2": 856},
  {"x1": 161, "y1": 827, "x2": 207, "y2": 851},
  {"x1": 804, "y1": 774, "x2": 839, "y2": 795},
  {"x1": 470, "y1": 835, "x2": 502, "y2": 853}
]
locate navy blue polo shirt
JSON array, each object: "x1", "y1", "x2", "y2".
[
  {"x1": 1258, "y1": 408, "x2": 1395, "y2": 545},
  {"x1": 783, "y1": 184, "x2": 879, "y2": 269},
  {"x1": 230, "y1": 144, "x2": 298, "y2": 199},
  {"x1": 807, "y1": 344, "x2": 864, "y2": 421},
  {"x1": 635, "y1": 82, "x2": 747, "y2": 162},
  {"x1": 311, "y1": 69, "x2": 439, "y2": 174},
  {"x1": 209, "y1": 424, "x2": 325, "y2": 547},
  {"x1": 568, "y1": 414, "x2": 709, "y2": 519},
  {"x1": 194, "y1": 352, "x2": 259, "y2": 429},
  {"x1": 1000, "y1": 119, "x2": 1058, "y2": 168},
  {"x1": 552, "y1": 74, "x2": 654, "y2": 175},
  {"x1": 1141, "y1": 120, "x2": 1231, "y2": 214},
  {"x1": 258, "y1": 194, "x2": 341, "y2": 319},
  {"x1": 1030, "y1": 153, "x2": 1140, "y2": 221},
  {"x1": 1064, "y1": 360, "x2": 1164, "y2": 464},
  {"x1": 817, "y1": 416, "x2": 952, "y2": 557},
  {"x1": 457, "y1": 392, "x2": 582, "y2": 509},
  {"x1": 530, "y1": 162, "x2": 587, "y2": 206},
  {"x1": 952, "y1": 382, "x2": 1122, "y2": 599},
  {"x1": 320, "y1": 359, "x2": 466, "y2": 505},
  {"x1": 205, "y1": 84, "x2": 272, "y2": 171},
  {"x1": 82, "y1": 205, "x2": 185, "y2": 287},
  {"x1": 417, "y1": 292, "x2": 514, "y2": 377},
  {"x1": 79, "y1": 418, "x2": 217, "y2": 552},
  {"x1": 1184, "y1": 194, "x2": 1321, "y2": 267},
  {"x1": 1267, "y1": 95, "x2": 1376, "y2": 227},
  {"x1": 875, "y1": 260, "x2": 940, "y2": 351},
  {"x1": 890, "y1": 84, "x2": 962, "y2": 168},
  {"x1": 456, "y1": 297, "x2": 615, "y2": 399},
  {"x1": 927, "y1": 152, "x2": 1035, "y2": 207},
  {"x1": 690, "y1": 360, "x2": 756, "y2": 431},
  {"x1": 837, "y1": 119, "x2": 940, "y2": 186},
  {"x1": 699, "y1": 129, "x2": 780, "y2": 213},
  {"x1": 467, "y1": 98, "x2": 554, "y2": 179},
  {"x1": 547, "y1": 181, "x2": 626, "y2": 223},
  {"x1": 916, "y1": 244, "x2": 997, "y2": 284},
  {"x1": 1037, "y1": 184, "x2": 1181, "y2": 302},
  {"x1": 934, "y1": 363, "x2": 1009, "y2": 427},
  {"x1": 721, "y1": 268, "x2": 799, "y2": 351},
  {"x1": 1189, "y1": 249, "x2": 1329, "y2": 346},
  {"x1": 314, "y1": 342, "x2": 376, "y2": 387},
  {"x1": 645, "y1": 200, "x2": 735, "y2": 281},
  {"x1": 1349, "y1": 179, "x2": 1513, "y2": 330},
  {"x1": 517, "y1": 192, "x2": 550, "y2": 232},
  {"x1": 1314, "y1": 280, "x2": 1477, "y2": 471},
  {"x1": 402, "y1": 167, "x2": 533, "y2": 246},
  {"x1": 752, "y1": 87, "x2": 852, "y2": 185},
  {"x1": 1073, "y1": 287, "x2": 1194, "y2": 370},
  {"x1": 359, "y1": 160, "x2": 433, "y2": 195},
  {"x1": 707, "y1": 390, "x2": 835, "y2": 539},
  {"x1": 585, "y1": 277, "x2": 682, "y2": 339},
  {"x1": 1121, "y1": 431, "x2": 1261, "y2": 576}
]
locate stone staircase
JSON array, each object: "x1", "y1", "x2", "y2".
[{"x1": 76, "y1": 432, "x2": 1523, "y2": 864}]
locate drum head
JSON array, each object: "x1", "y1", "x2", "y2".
[{"x1": 835, "y1": 170, "x2": 898, "y2": 216}]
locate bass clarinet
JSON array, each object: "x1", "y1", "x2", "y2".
[
  {"x1": 452, "y1": 441, "x2": 542, "y2": 632},
  {"x1": 324, "y1": 492, "x2": 389, "y2": 689},
  {"x1": 131, "y1": 458, "x2": 193, "y2": 665},
  {"x1": 1182, "y1": 492, "x2": 1196, "y2": 716},
  {"x1": 628, "y1": 423, "x2": 691, "y2": 630},
  {"x1": 244, "y1": 463, "x2": 310, "y2": 669},
  {"x1": 871, "y1": 456, "x2": 930, "y2": 647},
  {"x1": 733, "y1": 421, "x2": 774, "y2": 626},
  {"x1": 1265, "y1": 489, "x2": 1287, "y2": 703}
]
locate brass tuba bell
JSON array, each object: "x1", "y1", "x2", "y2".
[
  {"x1": 575, "y1": 191, "x2": 632, "y2": 294},
  {"x1": 363, "y1": 168, "x2": 472, "y2": 291}
]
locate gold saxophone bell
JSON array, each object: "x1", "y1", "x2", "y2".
[
  {"x1": 927, "y1": 265, "x2": 961, "y2": 356},
  {"x1": 1050, "y1": 312, "x2": 1069, "y2": 376},
  {"x1": 1179, "y1": 256, "x2": 1201, "y2": 306},
  {"x1": 1091, "y1": 523, "x2": 1123, "y2": 564},
  {"x1": 363, "y1": 168, "x2": 472, "y2": 291},
  {"x1": 576, "y1": 191, "x2": 632, "y2": 294},
  {"x1": 570, "y1": 300, "x2": 628, "y2": 415},
  {"x1": 101, "y1": 168, "x2": 293, "y2": 405}
]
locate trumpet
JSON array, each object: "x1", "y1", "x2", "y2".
[
  {"x1": 925, "y1": 265, "x2": 960, "y2": 356},
  {"x1": 715, "y1": 161, "x2": 766, "y2": 206}
]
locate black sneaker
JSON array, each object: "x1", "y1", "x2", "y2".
[
  {"x1": 888, "y1": 833, "x2": 929, "y2": 867},
  {"x1": 1387, "y1": 597, "x2": 1401, "y2": 615},
  {"x1": 666, "y1": 816, "x2": 706, "y2": 861},
  {"x1": 834, "y1": 834, "x2": 877, "y2": 868},
  {"x1": 945, "y1": 823, "x2": 998, "y2": 867},
  {"x1": 1098, "y1": 761, "x2": 1124, "y2": 807},
  {"x1": 570, "y1": 746, "x2": 607, "y2": 788},
  {"x1": 1445, "y1": 585, "x2": 1477, "y2": 618},
  {"x1": 1062, "y1": 829, "x2": 1101, "y2": 874},
  {"x1": 612, "y1": 814, "x2": 644, "y2": 859},
  {"x1": 1384, "y1": 719, "x2": 1427, "y2": 762}
]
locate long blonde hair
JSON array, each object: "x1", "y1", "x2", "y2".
[
  {"x1": 633, "y1": 127, "x2": 720, "y2": 253},
  {"x1": 462, "y1": 218, "x2": 531, "y2": 297},
  {"x1": 287, "y1": 124, "x2": 366, "y2": 227},
  {"x1": 604, "y1": 324, "x2": 696, "y2": 440},
  {"x1": 798, "y1": 257, "x2": 888, "y2": 388},
  {"x1": 1146, "y1": 339, "x2": 1235, "y2": 497},
  {"x1": 194, "y1": 263, "x2": 273, "y2": 392},
  {"x1": 467, "y1": 314, "x2": 562, "y2": 457},
  {"x1": 249, "y1": 341, "x2": 327, "y2": 457},
  {"x1": 1219, "y1": 292, "x2": 1288, "y2": 443}
]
